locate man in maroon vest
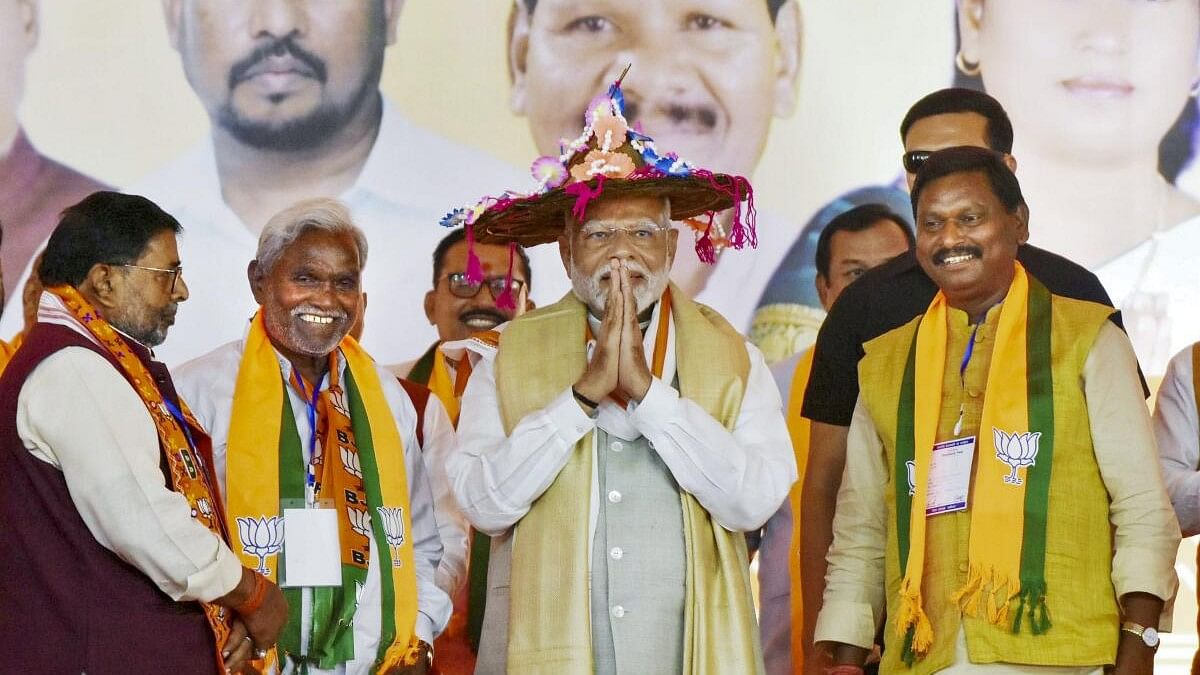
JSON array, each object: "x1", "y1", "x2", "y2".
[{"x1": 0, "y1": 191, "x2": 288, "y2": 674}]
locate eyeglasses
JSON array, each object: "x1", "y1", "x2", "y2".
[
  {"x1": 578, "y1": 223, "x2": 667, "y2": 249},
  {"x1": 903, "y1": 150, "x2": 932, "y2": 174},
  {"x1": 445, "y1": 273, "x2": 525, "y2": 300},
  {"x1": 118, "y1": 264, "x2": 184, "y2": 293}
]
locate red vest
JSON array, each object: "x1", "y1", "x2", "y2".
[{"x1": 0, "y1": 323, "x2": 220, "y2": 674}]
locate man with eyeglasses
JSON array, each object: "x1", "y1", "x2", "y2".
[
  {"x1": 392, "y1": 227, "x2": 534, "y2": 409},
  {"x1": 446, "y1": 76, "x2": 792, "y2": 674},
  {"x1": 796, "y1": 89, "x2": 1137, "y2": 674},
  {"x1": 385, "y1": 227, "x2": 534, "y2": 674},
  {"x1": 0, "y1": 191, "x2": 288, "y2": 673}
]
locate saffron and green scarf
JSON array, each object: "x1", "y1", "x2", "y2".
[
  {"x1": 225, "y1": 311, "x2": 421, "y2": 670},
  {"x1": 895, "y1": 263, "x2": 1056, "y2": 664}
]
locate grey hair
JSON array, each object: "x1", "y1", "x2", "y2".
[{"x1": 255, "y1": 198, "x2": 369, "y2": 274}]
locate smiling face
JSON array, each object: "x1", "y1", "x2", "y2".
[
  {"x1": 252, "y1": 228, "x2": 361, "y2": 360},
  {"x1": 510, "y1": 0, "x2": 800, "y2": 178},
  {"x1": 163, "y1": 0, "x2": 397, "y2": 150},
  {"x1": 915, "y1": 170, "x2": 1028, "y2": 315},
  {"x1": 559, "y1": 194, "x2": 678, "y2": 315},
  {"x1": 424, "y1": 239, "x2": 531, "y2": 342},
  {"x1": 959, "y1": 0, "x2": 1200, "y2": 164}
]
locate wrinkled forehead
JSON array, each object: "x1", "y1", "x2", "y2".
[{"x1": 566, "y1": 195, "x2": 671, "y2": 231}]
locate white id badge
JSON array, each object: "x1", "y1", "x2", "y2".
[
  {"x1": 925, "y1": 437, "x2": 976, "y2": 516},
  {"x1": 282, "y1": 507, "x2": 342, "y2": 587}
]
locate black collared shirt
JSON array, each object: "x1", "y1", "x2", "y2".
[{"x1": 801, "y1": 244, "x2": 1142, "y2": 426}]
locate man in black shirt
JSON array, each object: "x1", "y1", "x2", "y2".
[{"x1": 795, "y1": 89, "x2": 1131, "y2": 675}]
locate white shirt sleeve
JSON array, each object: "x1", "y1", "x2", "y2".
[
  {"x1": 447, "y1": 349, "x2": 596, "y2": 536},
  {"x1": 16, "y1": 347, "x2": 244, "y2": 603},
  {"x1": 1086, "y1": 323, "x2": 1181, "y2": 625},
  {"x1": 628, "y1": 341, "x2": 797, "y2": 531},
  {"x1": 380, "y1": 370, "x2": 453, "y2": 642},
  {"x1": 1153, "y1": 345, "x2": 1200, "y2": 536},
  {"x1": 419, "y1": 394, "x2": 470, "y2": 599}
]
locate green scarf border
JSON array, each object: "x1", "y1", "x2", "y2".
[
  {"x1": 274, "y1": 367, "x2": 403, "y2": 671},
  {"x1": 894, "y1": 278, "x2": 1056, "y2": 665}
]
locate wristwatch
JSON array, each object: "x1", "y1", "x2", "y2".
[
  {"x1": 419, "y1": 639, "x2": 434, "y2": 669},
  {"x1": 1120, "y1": 621, "x2": 1160, "y2": 651}
]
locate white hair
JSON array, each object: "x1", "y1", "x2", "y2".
[{"x1": 255, "y1": 198, "x2": 368, "y2": 274}]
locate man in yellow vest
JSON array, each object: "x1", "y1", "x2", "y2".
[
  {"x1": 815, "y1": 146, "x2": 1179, "y2": 674},
  {"x1": 175, "y1": 198, "x2": 450, "y2": 673},
  {"x1": 758, "y1": 203, "x2": 914, "y2": 675},
  {"x1": 444, "y1": 74, "x2": 795, "y2": 674}
]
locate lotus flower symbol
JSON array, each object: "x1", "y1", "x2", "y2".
[
  {"x1": 376, "y1": 506, "x2": 406, "y2": 568},
  {"x1": 905, "y1": 460, "x2": 916, "y2": 496},
  {"x1": 237, "y1": 515, "x2": 285, "y2": 575},
  {"x1": 340, "y1": 446, "x2": 363, "y2": 478},
  {"x1": 993, "y1": 429, "x2": 1042, "y2": 486},
  {"x1": 195, "y1": 497, "x2": 213, "y2": 520},
  {"x1": 347, "y1": 507, "x2": 371, "y2": 537}
]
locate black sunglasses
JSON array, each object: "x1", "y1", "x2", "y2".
[
  {"x1": 446, "y1": 273, "x2": 525, "y2": 299},
  {"x1": 902, "y1": 150, "x2": 932, "y2": 174}
]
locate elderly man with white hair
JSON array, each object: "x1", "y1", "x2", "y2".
[
  {"x1": 444, "y1": 77, "x2": 793, "y2": 675},
  {"x1": 175, "y1": 198, "x2": 450, "y2": 674}
]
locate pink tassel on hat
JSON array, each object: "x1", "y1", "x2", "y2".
[
  {"x1": 465, "y1": 224, "x2": 484, "y2": 284},
  {"x1": 565, "y1": 174, "x2": 607, "y2": 222},
  {"x1": 495, "y1": 242, "x2": 517, "y2": 311},
  {"x1": 695, "y1": 213, "x2": 717, "y2": 264}
]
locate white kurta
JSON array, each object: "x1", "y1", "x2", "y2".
[
  {"x1": 15, "y1": 292, "x2": 243, "y2": 603},
  {"x1": 174, "y1": 337, "x2": 452, "y2": 675},
  {"x1": 446, "y1": 298, "x2": 797, "y2": 542}
]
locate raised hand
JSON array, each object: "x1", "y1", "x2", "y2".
[
  {"x1": 573, "y1": 260, "x2": 622, "y2": 408},
  {"x1": 616, "y1": 261, "x2": 652, "y2": 402}
]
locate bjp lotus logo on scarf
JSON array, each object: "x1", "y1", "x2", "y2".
[
  {"x1": 993, "y1": 429, "x2": 1042, "y2": 486},
  {"x1": 237, "y1": 515, "x2": 285, "y2": 575},
  {"x1": 376, "y1": 506, "x2": 406, "y2": 567},
  {"x1": 348, "y1": 507, "x2": 371, "y2": 537}
]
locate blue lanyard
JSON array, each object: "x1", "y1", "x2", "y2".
[
  {"x1": 952, "y1": 321, "x2": 984, "y2": 436},
  {"x1": 291, "y1": 371, "x2": 327, "y2": 507},
  {"x1": 163, "y1": 397, "x2": 199, "y2": 455}
]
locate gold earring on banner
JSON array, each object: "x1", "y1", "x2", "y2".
[{"x1": 956, "y1": 50, "x2": 981, "y2": 78}]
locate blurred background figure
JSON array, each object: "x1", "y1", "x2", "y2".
[
  {"x1": 507, "y1": 0, "x2": 803, "y2": 333},
  {"x1": 956, "y1": 0, "x2": 1200, "y2": 374},
  {"x1": 0, "y1": 0, "x2": 107, "y2": 303}
]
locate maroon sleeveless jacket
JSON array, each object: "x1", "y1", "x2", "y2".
[{"x1": 0, "y1": 323, "x2": 220, "y2": 674}]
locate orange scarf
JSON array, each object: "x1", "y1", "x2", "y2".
[{"x1": 50, "y1": 285, "x2": 233, "y2": 673}]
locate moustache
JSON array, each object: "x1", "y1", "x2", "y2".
[
  {"x1": 595, "y1": 261, "x2": 652, "y2": 283},
  {"x1": 623, "y1": 100, "x2": 718, "y2": 132},
  {"x1": 228, "y1": 36, "x2": 328, "y2": 89},
  {"x1": 933, "y1": 246, "x2": 984, "y2": 265},
  {"x1": 459, "y1": 308, "x2": 509, "y2": 324}
]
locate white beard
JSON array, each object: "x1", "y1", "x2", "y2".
[{"x1": 569, "y1": 258, "x2": 670, "y2": 317}]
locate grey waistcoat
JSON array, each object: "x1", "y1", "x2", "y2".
[{"x1": 473, "y1": 429, "x2": 688, "y2": 675}]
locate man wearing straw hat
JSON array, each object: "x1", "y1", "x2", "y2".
[{"x1": 444, "y1": 73, "x2": 795, "y2": 674}]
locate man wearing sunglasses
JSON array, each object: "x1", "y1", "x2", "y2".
[{"x1": 795, "y1": 88, "x2": 1135, "y2": 675}]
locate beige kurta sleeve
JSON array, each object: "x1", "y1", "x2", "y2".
[
  {"x1": 1085, "y1": 322, "x2": 1182, "y2": 627},
  {"x1": 813, "y1": 395, "x2": 888, "y2": 649}
]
